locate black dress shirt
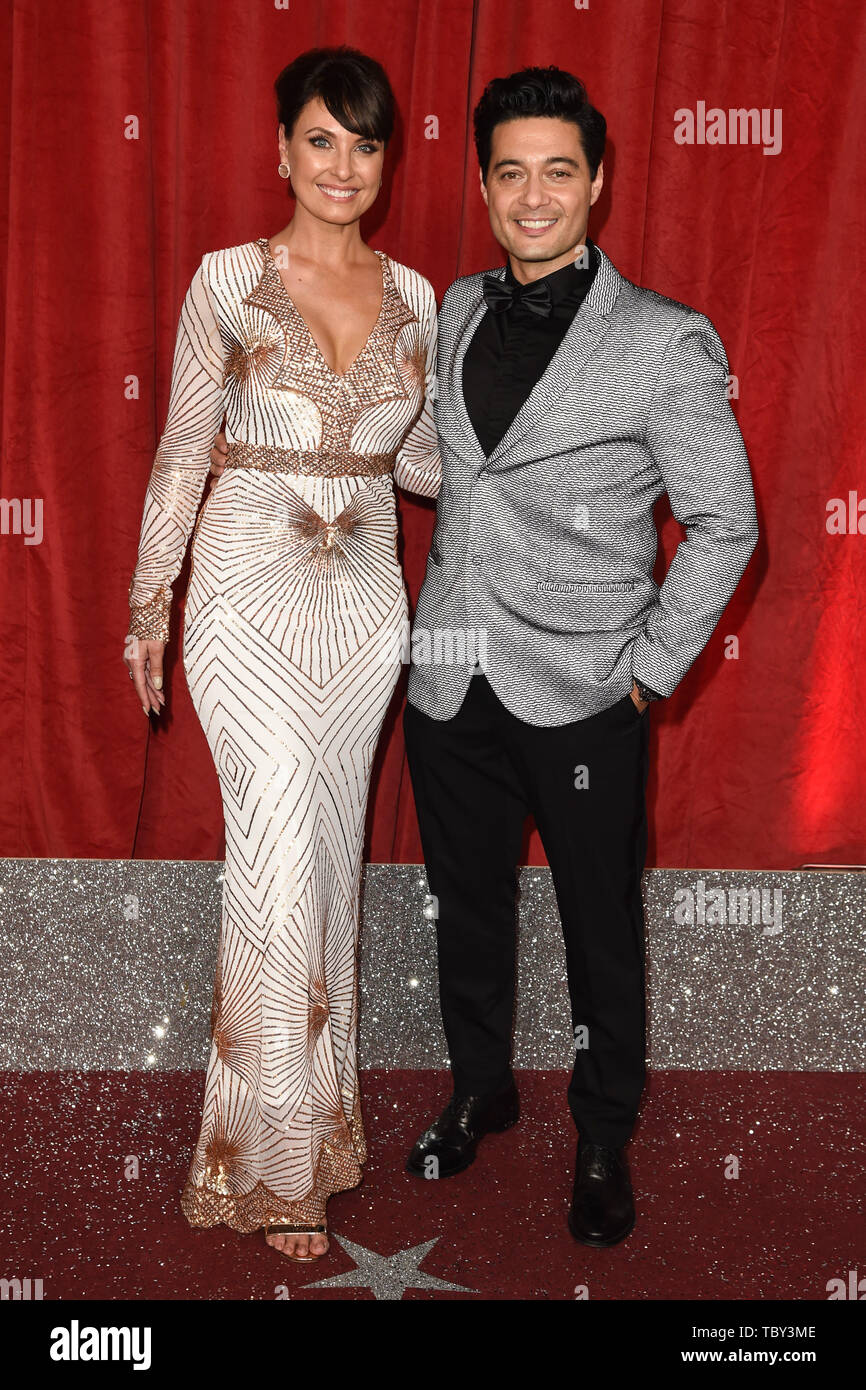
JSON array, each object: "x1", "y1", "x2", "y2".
[{"x1": 463, "y1": 239, "x2": 599, "y2": 458}]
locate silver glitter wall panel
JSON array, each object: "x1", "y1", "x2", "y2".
[{"x1": 0, "y1": 860, "x2": 863, "y2": 1071}]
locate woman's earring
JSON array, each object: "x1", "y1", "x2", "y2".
[{"x1": 278, "y1": 163, "x2": 290, "y2": 179}]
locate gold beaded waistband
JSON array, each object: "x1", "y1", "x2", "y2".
[{"x1": 223, "y1": 441, "x2": 396, "y2": 478}]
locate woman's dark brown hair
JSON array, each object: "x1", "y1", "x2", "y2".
[{"x1": 274, "y1": 45, "x2": 395, "y2": 146}]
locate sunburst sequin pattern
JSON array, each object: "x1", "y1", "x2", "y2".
[{"x1": 128, "y1": 237, "x2": 441, "y2": 1231}]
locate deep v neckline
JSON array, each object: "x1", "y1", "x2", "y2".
[{"x1": 260, "y1": 237, "x2": 388, "y2": 379}]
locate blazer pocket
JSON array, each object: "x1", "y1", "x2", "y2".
[
  {"x1": 535, "y1": 579, "x2": 637, "y2": 594},
  {"x1": 532, "y1": 578, "x2": 643, "y2": 633}
]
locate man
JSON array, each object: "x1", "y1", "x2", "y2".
[{"x1": 400, "y1": 66, "x2": 758, "y2": 1246}]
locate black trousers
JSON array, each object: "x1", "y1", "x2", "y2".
[{"x1": 402, "y1": 672, "x2": 651, "y2": 1148}]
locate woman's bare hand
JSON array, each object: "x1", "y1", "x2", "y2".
[
  {"x1": 125, "y1": 637, "x2": 167, "y2": 716},
  {"x1": 124, "y1": 430, "x2": 226, "y2": 717},
  {"x1": 210, "y1": 430, "x2": 228, "y2": 477}
]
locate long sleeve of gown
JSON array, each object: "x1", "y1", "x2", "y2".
[
  {"x1": 392, "y1": 281, "x2": 441, "y2": 500},
  {"x1": 127, "y1": 255, "x2": 226, "y2": 643}
]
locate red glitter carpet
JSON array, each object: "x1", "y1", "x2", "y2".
[{"x1": 2, "y1": 1069, "x2": 863, "y2": 1301}]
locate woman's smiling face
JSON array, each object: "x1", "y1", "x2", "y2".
[{"x1": 279, "y1": 95, "x2": 384, "y2": 225}]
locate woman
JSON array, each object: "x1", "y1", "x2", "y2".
[{"x1": 124, "y1": 46, "x2": 440, "y2": 1262}]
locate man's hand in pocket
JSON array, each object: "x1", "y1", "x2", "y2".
[{"x1": 629, "y1": 682, "x2": 649, "y2": 714}]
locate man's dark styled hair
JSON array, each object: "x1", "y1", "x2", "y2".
[
  {"x1": 473, "y1": 66, "x2": 606, "y2": 183},
  {"x1": 274, "y1": 45, "x2": 395, "y2": 147}
]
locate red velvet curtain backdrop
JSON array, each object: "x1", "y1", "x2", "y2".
[{"x1": 0, "y1": 0, "x2": 864, "y2": 868}]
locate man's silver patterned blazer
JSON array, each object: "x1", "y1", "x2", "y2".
[{"x1": 406, "y1": 241, "x2": 759, "y2": 725}]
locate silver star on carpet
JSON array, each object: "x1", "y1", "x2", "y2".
[{"x1": 302, "y1": 1235, "x2": 475, "y2": 1300}]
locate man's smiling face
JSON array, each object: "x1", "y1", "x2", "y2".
[{"x1": 479, "y1": 115, "x2": 604, "y2": 278}]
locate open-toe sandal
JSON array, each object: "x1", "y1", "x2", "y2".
[{"x1": 263, "y1": 1220, "x2": 329, "y2": 1262}]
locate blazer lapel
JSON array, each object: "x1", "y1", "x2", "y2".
[
  {"x1": 441, "y1": 244, "x2": 626, "y2": 468},
  {"x1": 442, "y1": 277, "x2": 492, "y2": 462}
]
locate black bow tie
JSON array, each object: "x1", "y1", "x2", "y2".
[{"x1": 482, "y1": 273, "x2": 553, "y2": 318}]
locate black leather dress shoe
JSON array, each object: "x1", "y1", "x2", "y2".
[
  {"x1": 567, "y1": 1139, "x2": 636, "y2": 1247},
  {"x1": 406, "y1": 1080, "x2": 519, "y2": 1178}
]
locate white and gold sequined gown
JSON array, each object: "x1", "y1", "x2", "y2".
[{"x1": 127, "y1": 237, "x2": 440, "y2": 1231}]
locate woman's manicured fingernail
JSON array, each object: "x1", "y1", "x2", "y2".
[{"x1": 153, "y1": 675, "x2": 162, "y2": 690}]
